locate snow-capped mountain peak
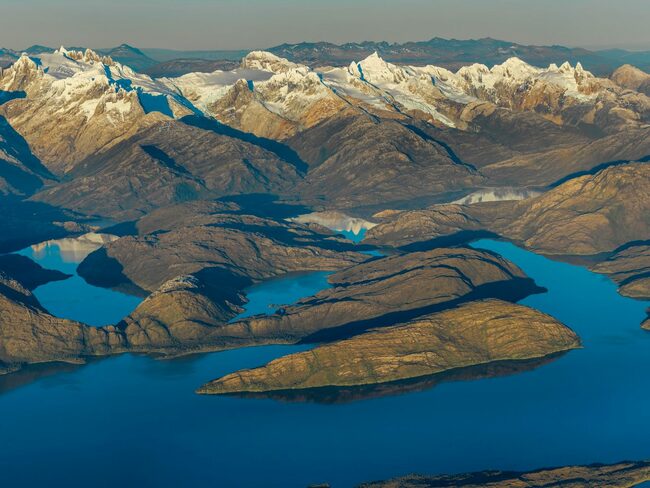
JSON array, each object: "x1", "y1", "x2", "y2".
[
  {"x1": 348, "y1": 52, "x2": 409, "y2": 85},
  {"x1": 240, "y1": 51, "x2": 300, "y2": 73}
]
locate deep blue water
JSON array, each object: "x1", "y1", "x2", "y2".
[
  {"x1": 15, "y1": 237, "x2": 142, "y2": 326},
  {"x1": 231, "y1": 271, "x2": 331, "y2": 321},
  {"x1": 1, "y1": 239, "x2": 650, "y2": 487}
]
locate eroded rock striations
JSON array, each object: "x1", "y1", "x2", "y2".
[
  {"x1": 591, "y1": 245, "x2": 650, "y2": 299},
  {"x1": 78, "y1": 213, "x2": 366, "y2": 293},
  {"x1": 198, "y1": 299, "x2": 579, "y2": 394},
  {"x1": 0, "y1": 271, "x2": 124, "y2": 374},
  {"x1": 367, "y1": 162, "x2": 650, "y2": 257}
]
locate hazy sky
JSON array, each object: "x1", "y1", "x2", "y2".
[{"x1": 1, "y1": 0, "x2": 648, "y2": 51}]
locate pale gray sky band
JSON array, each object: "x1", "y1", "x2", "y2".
[{"x1": 0, "y1": 0, "x2": 648, "y2": 51}]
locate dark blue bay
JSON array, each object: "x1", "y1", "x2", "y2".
[{"x1": 15, "y1": 236, "x2": 142, "y2": 326}]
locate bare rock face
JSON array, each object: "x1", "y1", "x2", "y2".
[
  {"x1": 116, "y1": 271, "x2": 247, "y2": 351},
  {"x1": 501, "y1": 163, "x2": 650, "y2": 255},
  {"x1": 31, "y1": 119, "x2": 304, "y2": 220},
  {"x1": 190, "y1": 247, "x2": 540, "y2": 350},
  {"x1": 207, "y1": 79, "x2": 297, "y2": 140},
  {"x1": 0, "y1": 55, "x2": 154, "y2": 174},
  {"x1": 78, "y1": 213, "x2": 366, "y2": 293},
  {"x1": 591, "y1": 245, "x2": 650, "y2": 299},
  {"x1": 289, "y1": 111, "x2": 483, "y2": 209},
  {"x1": 198, "y1": 299, "x2": 579, "y2": 394},
  {"x1": 0, "y1": 271, "x2": 123, "y2": 372},
  {"x1": 367, "y1": 162, "x2": 650, "y2": 256},
  {"x1": 357, "y1": 460, "x2": 650, "y2": 488},
  {"x1": 612, "y1": 64, "x2": 650, "y2": 96}
]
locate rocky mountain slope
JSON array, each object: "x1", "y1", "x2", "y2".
[
  {"x1": 1, "y1": 43, "x2": 649, "y2": 374},
  {"x1": 1, "y1": 46, "x2": 648, "y2": 218},
  {"x1": 611, "y1": 64, "x2": 650, "y2": 96},
  {"x1": 78, "y1": 212, "x2": 365, "y2": 293},
  {"x1": 167, "y1": 246, "x2": 543, "y2": 359},
  {"x1": 591, "y1": 244, "x2": 650, "y2": 299},
  {"x1": 367, "y1": 162, "x2": 650, "y2": 256}
]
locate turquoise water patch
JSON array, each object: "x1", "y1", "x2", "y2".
[{"x1": 230, "y1": 271, "x2": 332, "y2": 321}]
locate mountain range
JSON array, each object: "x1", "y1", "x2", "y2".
[
  {"x1": 1, "y1": 39, "x2": 649, "y2": 378},
  {"x1": 2, "y1": 37, "x2": 650, "y2": 77}
]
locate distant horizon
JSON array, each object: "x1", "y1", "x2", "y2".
[
  {"x1": 4, "y1": 36, "x2": 650, "y2": 54},
  {"x1": 1, "y1": 0, "x2": 648, "y2": 52}
]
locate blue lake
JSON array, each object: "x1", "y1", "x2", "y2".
[
  {"x1": 1, "y1": 239, "x2": 650, "y2": 487},
  {"x1": 15, "y1": 234, "x2": 142, "y2": 326},
  {"x1": 231, "y1": 271, "x2": 332, "y2": 321}
]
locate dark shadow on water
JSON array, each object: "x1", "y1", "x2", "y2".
[
  {"x1": 397, "y1": 230, "x2": 500, "y2": 253},
  {"x1": 193, "y1": 267, "x2": 252, "y2": 306},
  {"x1": 219, "y1": 193, "x2": 311, "y2": 219},
  {"x1": 0, "y1": 254, "x2": 70, "y2": 289},
  {"x1": 298, "y1": 278, "x2": 546, "y2": 344},
  {"x1": 76, "y1": 247, "x2": 148, "y2": 297},
  {"x1": 0, "y1": 361, "x2": 86, "y2": 396},
  {"x1": 0, "y1": 197, "x2": 81, "y2": 253},
  {"x1": 0, "y1": 158, "x2": 44, "y2": 194},
  {"x1": 219, "y1": 353, "x2": 566, "y2": 404},
  {"x1": 100, "y1": 219, "x2": 139, "y2": 237},
  {"x1": 180, "y1": 115, "x2": 309, "y2": 174}
]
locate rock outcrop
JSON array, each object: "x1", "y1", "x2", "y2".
[
  {"x1": 115, "y1": 271, "x2": 247, "y2": 351},
  {"x1": 198, "y1": 299, "x2": 579, "y2": 394},
  {"x1": 178, "y1": 247, "x2": 541, "y2": 354},
  {"x1": 367, "y1": 162, "x2": 650, "y2": 257},
  {"x1": 78, "y1": 213, "x2": 366, "y2": 293},
  {"x1": 612, "y1": 64, "x2": 650, "y2": 96},
  {"x1": 0, "y1": 271, "x2": 124, "y2": 373},
  {"x1": 591, "y1": 245, "x2": 650, "y2": 299}
]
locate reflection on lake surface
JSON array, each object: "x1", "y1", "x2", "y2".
[
  {"x1": 451, "y1": 187, "x2": 542, "y2": 205},
  {"x1": 290, "y1": 211, "x2": 376, "y2": 243},
  {"x1": 1, "y1": 239, "x2": 650, "y2": 488},
  {"x1": 29, "y1": 233, "x2": 119, "y2": 263},
  {"x1": 14, "y1": 233, "x2": 142, "y2": 326},
  {"x1": 224, "y1": 353, "x2": 567, "y2": 404}
]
